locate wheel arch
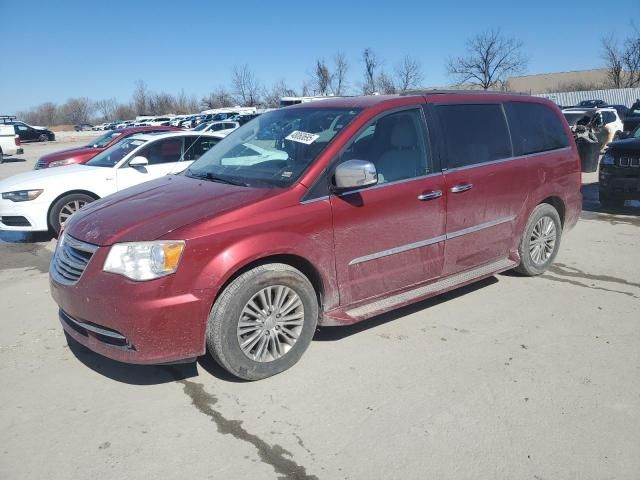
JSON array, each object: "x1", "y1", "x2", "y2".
[
  {"x1": 211, "y1": 253, "x2": 325, "y2": 314},
  {"x1": 46, "y1": 189, "x2": 101, "y2": 228},
  {"x1": 540, "y1": 195, "x2": 566, "y2": 227}
]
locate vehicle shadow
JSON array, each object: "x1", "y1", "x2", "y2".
[
  {"x1": 66, "y1": 336, "x2": 200, "y2": 385},
  {"x1": 65, "y1": 332, "x2": 246, "y2": 384},
  {"x1": 581, "y1": 181, "x2": 640, "y2": 216},
  {"x1": 0, "y1": 230, "x2": 55, "y2": 243},
  {"x1": 314, "y1": 276, "x2": 498, "y2": 341},
  {"x1": 0, "y1": 156, "x2": 26, "y2": 164}
]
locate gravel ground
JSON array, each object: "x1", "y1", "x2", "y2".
[{"x1": 1, "y1": 139, "x2": 639, "y2": 480}]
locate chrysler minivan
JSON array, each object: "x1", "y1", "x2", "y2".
[{"x1": 50, "y1": 92, "x2": 582, "y2": 380}]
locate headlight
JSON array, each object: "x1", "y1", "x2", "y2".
[
  {"x1": 1, "y1": 189, "x2": 44, "y2": 202},
  {"x1": 601, "y1": 152, "x2": 615, "y2": 165},
  {"x1": 103, "y1": 241, "x2": 185, "y2": 281},
  {"x1": 48, "y1": 158, "x2": 77, "y2": 168}
]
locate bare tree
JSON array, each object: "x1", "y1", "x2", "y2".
[
  {"x1": 301, "y1": 80, "x2": 313, "y2": 97},
  {"x1": 113, "y1": 103, "x2": 136, "y2": 121},
  {"x1": 362, "y1": 48, "x2": 379, "y2": 94},
  {"x1": 312, "y1": 59, "x2": 332, "y2": 95},
  {"x1": 201, "y1": 86, "x2": 235, "y2": 109},
  {"x1": 447, "y1": 29, "x2": 528, "y2": 90},
  {"x1": 59, "y1": 97, "x2": 95, "y2": 124},
  {"x1": 132, "y1": 80, "x2": 149, "y2": 115},
  {"x1": 231, "y1": 64, "x2": 261, "y2": 106},
  {"x1": 377, "y1": 71, "x2": 397, "y2": 94},
  {"x1": 332, "y1": 52, "x2": 349, "y2": 95},
  {"x1": 601, "y1": 28, "x2": 640, "y2": 88},
  {"x1": 263, "y1": 80, "x2": 297, "y2": 108},
  {"x1": 94, "y1": 98, "x2": 118, "y2": 121},
  {"x1": 174, "y1": 90, "x2": 199, "y2": 114},
  {"x1": 395, "y1": 55, "x2": 423, "y2": 91},
  {"x1": 602, "y1": 36, "x2": 624, "y2": 88}
]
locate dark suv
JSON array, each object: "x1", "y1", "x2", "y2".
[{"x1": 600, "y1": 125, "x2": 640, "y2": 207}]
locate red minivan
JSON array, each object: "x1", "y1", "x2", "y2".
[
  {"x1": 35, "y1": 126, "x2": 179, "y2": 169},
  {"x1": 50, "y1": 93, "x2": 582, "y2": 380}
]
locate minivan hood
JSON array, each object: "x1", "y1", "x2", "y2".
[
  {"x1": 65, "y1": 175, "x2": 279, "y2": 246},
  {"x1": 39, "y1": 146, "x2": 97, "y2": 163}
]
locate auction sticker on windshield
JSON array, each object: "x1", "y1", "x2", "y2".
[{"x1": 285, "y1": 131, "x2": 320, "y2": 145}]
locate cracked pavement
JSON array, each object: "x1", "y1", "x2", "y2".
[{"x1": 1, "y1": 140, "x2": 639, "y2": 479}]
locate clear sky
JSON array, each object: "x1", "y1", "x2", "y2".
[{"x1": 0, "y1": 0, "x2": 637, "y2": 112}]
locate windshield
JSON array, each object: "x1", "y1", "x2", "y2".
[
  {"x1": 86, "y1": 138, "x2": 147, "y2": 167},
  {"x1": 186, "y1": 107, "x2": 361, "y2": 188},
  {"x1": 89, "y1": 131, "x2": 121, "y2": 148},
  {"x1": 563, "y1": 113, "x2": 588, "y2": 126},
  {"x1": 192, "y1": 122, "x2": 210, "y2": 132}
]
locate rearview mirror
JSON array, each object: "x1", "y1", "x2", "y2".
[
  {"x1": 129, "y1": 156, "x2": 149, "y2": 167},
  {"x1": 334, "y1": 159, "x2": 378, "y2": 191}
]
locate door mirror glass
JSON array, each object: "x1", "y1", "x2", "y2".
[
  {"x1": 334, "y1": 159, "x2": 378, "y2": 190},
  {"x1": 129, "y1": 156, "x2": 149, "y2": 167}
]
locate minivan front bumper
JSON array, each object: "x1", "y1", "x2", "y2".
[{"x1": 50, "y1": 254, "x2": 212, "y2": 364}]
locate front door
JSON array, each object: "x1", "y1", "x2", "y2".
[
  {"x1": 116, "y1": 137, "x2": 186, "y2": 190},
  {"x1": 331, "y1": 107, "x2": 446, "y2": 306}
]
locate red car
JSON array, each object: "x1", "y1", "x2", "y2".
[
  {"x1": 50, "y1": 93, "x2": 581, "y2": 380},
  {"x1": 35, "y1": 126, "x2": 179, "y2": 169}
]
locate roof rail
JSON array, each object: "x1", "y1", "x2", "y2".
[
  {"x1": 0, "y1": 115, "x2": 17, "y2": 125},
  {"x1": 400, "y1": 89, "x2": 529, "y2": 96}
]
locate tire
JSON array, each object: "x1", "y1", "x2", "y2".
[
  {"x1": 48, "y1": 193, "x2": 95, "y2": 235},
  {"x1": 207, "y1": 263, "x2": 318, "y2": 381},
  {"x1": 515, "y1": 203, "x2": 562, "y2": 276},
  {"x1": 39, "y1": 133, "x2": 48, "y2": 142},
  {"x1": 0, "y1": 148, "x2": 3, "y2": 164}
]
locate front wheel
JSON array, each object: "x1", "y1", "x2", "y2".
[
  {"x1": 207, "y1": 263, "x2": 318, "y2": 380},
  {"x1": 515, "y1": 204, "x2": 562, "y2": 276},
  {"x1": 48, "y1": 193, "x2": 95, "y2": 235},
  {"x1": 39, "y1": 134, "x2": 48, "y2": 142},
  {"x1": 599, "y1": 190, "x2": 625, "y2": 209}
]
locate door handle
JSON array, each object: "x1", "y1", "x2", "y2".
[
  {"x1": 450, "y1": 183, "x2": 473, "y2": 193},
  {"x1": 417, "y1": 190, "x2": 442, "y2": 201}
]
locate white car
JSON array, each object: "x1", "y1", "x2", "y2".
[
  {"x1": 0, "y1": 131, "x2": 222, "y2": 233},
  {"x1": 0, "y1": 125, "x2": 23, "y2": 162},
  {"x1": 192, "y1": 121, "x2": 239, "y2": 136}
]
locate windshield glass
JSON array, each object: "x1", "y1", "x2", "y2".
[
  {"x1": 86, "y1": 138, "x2": 147, "y2": 168},
  {"x1": 186, "y1": 107, "x2": 361, "y2": 187},
  {"x1": 192, "y1": 122, "x2": 210, "y2": 132},
  {"x1": 89, "y1": 131, "x2": 121, "y2": 148},
  {"x1": 563, "y1": 113, "x2": 587, "y2": 126}
]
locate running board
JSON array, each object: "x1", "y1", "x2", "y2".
[{"x1": 346, "y1": 258, "x2": 516, "y2": 320}]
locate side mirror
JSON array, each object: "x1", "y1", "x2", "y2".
[
  {"x1": 129, "y1": 156, "x2": 149, "y2": 167},
  {"x1": 334, "y1": 159, "x2": 378, "y2": 191}
]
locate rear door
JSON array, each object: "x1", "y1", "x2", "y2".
[
  {"x1": 116, "y1": 137, "x2": 185, "y2": 190},
  {"x1": 331, "y1": 107, "x2": 447, "y2": 306},
  {"x1": 430, "y1": 103, "x2": 526, "y2": 276}
]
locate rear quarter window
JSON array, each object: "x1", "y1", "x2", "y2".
[
  {"x1": 435, "y1": 104, "x2": 512, "y2": 168},
  {"x1": 505, "y1": 102, "x2": 569, "y2": 156}
]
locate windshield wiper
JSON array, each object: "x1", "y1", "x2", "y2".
[{"x1": 187, "y1": 170, "x2": 248, "y2": 187}]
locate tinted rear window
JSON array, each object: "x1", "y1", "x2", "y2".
[
  {"x1": 435, "y1": 104, "x2": 512, "y2": 168},
  {"x1": 505, "y1": 102, "x2": 569, "y2": 156}
]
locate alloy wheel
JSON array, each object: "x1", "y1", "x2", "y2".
[
  {"x1": 58, "y1": 199, "x2": 87, "y2": 226},
  {"x1": 529, "y1": 216, "x2": 556, "y2": 265},
  {"x1": 237, "y1": 285, "x2": 304, "y2": 363}
]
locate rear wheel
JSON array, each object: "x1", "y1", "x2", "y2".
[
  {"x1": 515, "y1": 204, "x2": 562, "y2": 276},
  {"x1": 207, "y1": 263, "x2": 318, "y2": 380},
  {"x1": 48, "y1": 193, "x2": 95, "y2": 235}
]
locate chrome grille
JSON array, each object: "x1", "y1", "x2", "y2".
[
  {"x1": 34, "y1": 159, "x2": 46, "y2": 170},
  {"x1": 50, "y1": 234, "x2": 99, "y2": 285},
  {"x1": 619, "y1": 156, "x2": 640, "y2": 168}
]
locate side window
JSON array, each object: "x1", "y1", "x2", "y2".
[
  {"x1": 137, "y1": 138, "x2": 183, "y2": 165},
  {"x1": 183, "y1": 137, "x2": 219, "y2": 161},
  {"x1": 505, "y1": 102, "x2": 570, "y2": 156},
  {"x1": 435, "y1": 104, "x2": 511, "y2": 168},
  {"x1": 16, "y1": 125, "x2": 29, "y2": 132},
  {"x1": 339, "y1": 109, "x2": 430, "y2": 184}
]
